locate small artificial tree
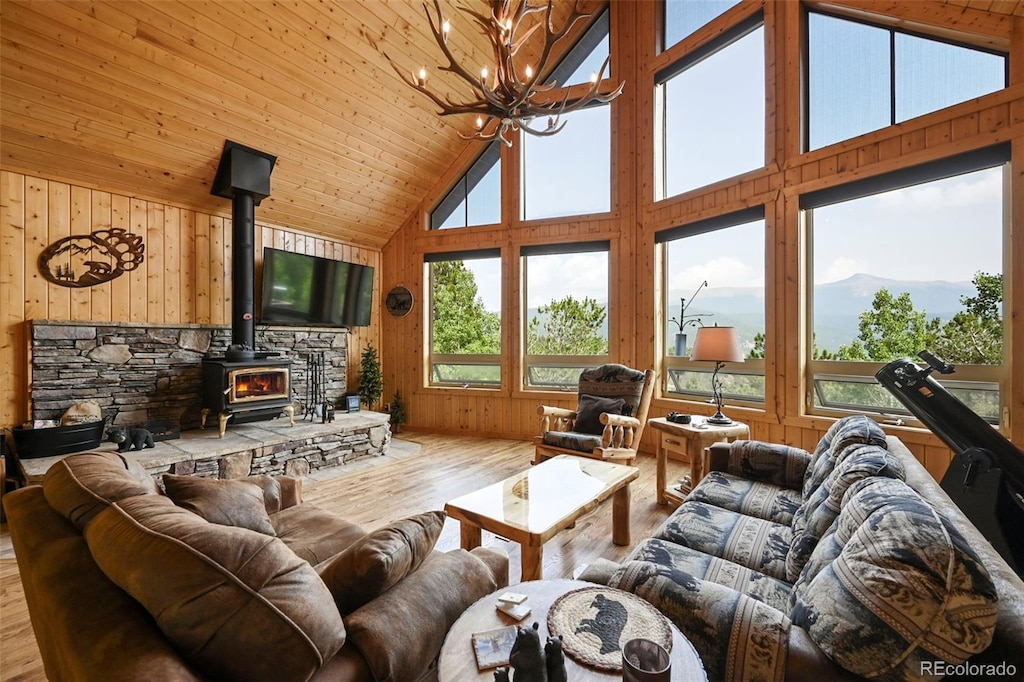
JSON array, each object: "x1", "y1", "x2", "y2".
[
  {"x1": 390, "y1": 390, "x2": 407, "y2": 433},
  {"x1": 358, "y1": 344, "x2": 383, "y2": 410}
]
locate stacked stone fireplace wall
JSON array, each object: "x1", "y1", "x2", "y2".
[{"x1": 29, "y1": 320, "x2": 349, "y2": 429}]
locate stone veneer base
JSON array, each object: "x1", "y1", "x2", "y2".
[{"x1": 18, "y1": 412, "x2": 391, "y2": 484}]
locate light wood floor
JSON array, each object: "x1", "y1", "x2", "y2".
[{"x1": 0, "y1": 434, "x2": 688, "y2": 681}]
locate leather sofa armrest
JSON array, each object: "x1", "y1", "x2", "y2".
[
  {"x1": 786, "y1": 626, "x2": 864, "y2": 682},
  {"x1": 470, "y1": 546, "x2": 510, "y2": 589},
  {"x1": 343, "y1": 548, "x2": 499, "y2": 682},
  {"x1": 273, "y1": 475, "x2": 303, "y2": 509},
  {"x1": 707, "y1": 440, "x2": 811, "y2": 489}
]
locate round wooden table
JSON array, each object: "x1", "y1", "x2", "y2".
[{"x1": 438, "y1": 579, "x2": 707, "y2": 681}]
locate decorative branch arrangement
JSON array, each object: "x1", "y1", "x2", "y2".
[
  {"x1": 386, "y1": 0, "x2": 624, "y2": 146},
  {"x1": 38, "y1": 228, "x2": 145, "y2": 288},
  {"x1": 669, "y1": 280, "x2": 710, "y2": 334}
]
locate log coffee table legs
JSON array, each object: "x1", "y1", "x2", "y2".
[
  {"x1": 460, "y1": 521, "x2": 482, "y2": 550},
  {"x1": 612, "y1": 484, "x2": 631, "y2": 546}
]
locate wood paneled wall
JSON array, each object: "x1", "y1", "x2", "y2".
[
  {"x1": 380, "y1": 0, "x2": 1024, "y2": 481},
  {"x1": 0, "y1": 171, "x2": 381, "y2": 427}
]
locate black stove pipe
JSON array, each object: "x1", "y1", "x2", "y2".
[
  {"x1": 231, "y1": 191, "x2": 256, "y2": 352},
  {"x1": 210, "y1": 140, "x2": 277, "y2": 360}
]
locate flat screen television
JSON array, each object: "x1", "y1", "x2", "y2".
[{"x1": 259, "y1": 247, "x2": 373, "y2": 328}]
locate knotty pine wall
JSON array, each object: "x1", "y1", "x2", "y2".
[
  {"x1": 380, "y1": 0, "x2": 1024, "y2": 481},
  {"x1": 0, "y1": 171, "x2": 381, "y2": 428}
]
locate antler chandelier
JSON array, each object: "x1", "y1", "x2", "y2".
[{"x1": 387, "y1": 0, "x2": 624, "y2": 146}]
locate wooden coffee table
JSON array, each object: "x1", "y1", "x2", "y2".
[
  {"x1": 444, "y1": 455, "x2": 639, "y2": 581},
  {"x1": 438, "y1": 579, "x2": 707, "y2": 681}
]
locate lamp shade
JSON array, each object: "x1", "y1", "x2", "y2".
[{"x1": 690, "y1": 326, "x2": 745, "y2": 363}]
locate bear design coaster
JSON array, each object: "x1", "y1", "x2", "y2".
[{"x1": 546, "y1": 586, "x2": 672, "y2": 672}]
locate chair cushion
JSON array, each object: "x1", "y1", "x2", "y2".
[
  {"x1": 574, "y1": 394, "x2": 625, "y2": 435},
  {"x1": 790, "y1": 477, "x2": 999, "y2": 680},
  {"x1": 690, "y1": 470, "x2": 804, "y2": 526},
  {"x1": 319, "y1": 511, "x2": 446, "y2": 614},
  {"x1": 162, "y1": 474, "x2": 277, "y2": 536},
  {"x1": 84, "y1": 495, "x2": 346, "y2": 682},
  {"x1": 577, "y1": 364, "x2": 646, "y2": 416},
  {"x1": 802, "y1": 415, "x2": 887, "y2": 498},
  {"x1": 786, "y1": 443, "x2": 904, "y2": 582},
  {"x1": 655, "y1": 501, "x2": 792, "y2": 580},
  {"x1": 627, "y1": 537, "x2": 792, "y2": 613},
  {"x1": 541, "y1": 430, "x2": 602, "y2": 453},
  {"x1": 43, "y1": 451, "x2": 160, "y2": 530}
]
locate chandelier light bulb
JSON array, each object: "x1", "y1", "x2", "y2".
[
  {"x1": 476, "y1": 116, "x2": 484, "y2": 129},
  {"x1": 590, "y1": 71, "x2": 598, "y2": 83},
  {"x1": 525, "y1": 65, "x2": 533, "y2": 79},
  {"x1": 480, "y1": 67, "x2": 488, "y2": 81},
  {"x1": 418, "y1": 68, "x2": 428, "y2": 86},
  {"x1": 441, "y1": 19, "x2": 451, "y2": 42}
]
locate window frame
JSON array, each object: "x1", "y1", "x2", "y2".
[
  {"x1": 520, "y1": 241, "x2": 612, "y2": 391},
  {"x1": 654, "y1": 11, "x2": 766, "y2": 201},
  {"x1": 804, "y1": 8, "x2": 1009, "y2": 152},
  {"x1": 802, "y1": 145, "x2": 1010, "y2": 424},
  {"x1": 425, "y1": 249, "x2": 504, "y2": 390},
  {"x1": 657, "y1": 207, "x2": 767, "y2": 407}
]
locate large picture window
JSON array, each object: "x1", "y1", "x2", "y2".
[
  {"x1": 804, "y1": 146, "x2": 1007, "y2": 422},
  {"x1": 522, "y1": 242, "x2": 610, "y2": 389},
  {"x1": 657, "y1": 16, "x2": 765, "y2": 199},
  {"x1": 658, "y1": 208, "x2": 766, "y2": 403},
  {"x1": 663, "y1": 0, "x2": 742, "y2": 50},
  {"x1": 807, "y1": 12, "x2": 1007, "y2": 150},
  {"x1": 427, "y1": 250, "x2": 502, "y2": 387},
  {"x1": 430, "y1": 143, "x2": 501, "y2": 230}
]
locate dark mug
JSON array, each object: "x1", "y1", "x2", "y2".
[{"x1": 622, "y1": 638, "x2": 671, "y2": 681}]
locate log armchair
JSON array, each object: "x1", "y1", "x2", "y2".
[{"x1": 534, "y1": 364, "x2": 656, "y2": 465}]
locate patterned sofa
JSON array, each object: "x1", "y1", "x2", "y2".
[{"x1": 581, "y1": 415, "x2": 1024, "y2": 681}]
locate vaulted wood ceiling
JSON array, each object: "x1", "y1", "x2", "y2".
[
  {"x1": 0, "y1": 0, "x2": 592, "y2": 248},
  {"x1": 2, "y1": 1, "x2": 1021, "y2": 249}
]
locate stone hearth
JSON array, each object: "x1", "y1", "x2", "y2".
[{"x1": 18, "y1": 412, "x2": 390, "y2": 485}]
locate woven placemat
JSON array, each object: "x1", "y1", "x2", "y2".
[{"x1": 547, "y1": 586, "x2": 672, "y2": 672}]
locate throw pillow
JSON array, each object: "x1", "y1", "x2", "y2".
[
  {"x1": 85, "y1": 495, "x2": 345, "y2": 682},
  {"x1": 319, "y1": 510, "x2": 445, "y2": 614},
  {"x1": 162, "y1": 474, "x2": 277, "y2": 536},
  {"x1": 574, "y1": 394, "x2": 625, "y2": 435}
]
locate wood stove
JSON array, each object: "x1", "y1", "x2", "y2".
[
  {"x1": 201, "y1": 357, "x2": 295, "y2": 437},
  {"x1": 200, "y1": 140, "x2": 295, "y2": 437}
]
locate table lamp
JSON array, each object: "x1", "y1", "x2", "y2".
[{"x1": 690, "y1": 325, "x2": 745, "y2": 425}]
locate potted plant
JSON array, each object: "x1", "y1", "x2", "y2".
[
  {"x1": 390, "y1": 390, "x2": 406, "y2": 434},
  {"x1": 668, "y1": 281, "x2": 711, "y2": 357},
  {"x1": 358, "y1": 344, "x2": 383, "y2": 411}
]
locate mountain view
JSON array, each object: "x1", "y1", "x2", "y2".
[{"x1": 664, "y1": 273, "x2": 976, "y2": 353}]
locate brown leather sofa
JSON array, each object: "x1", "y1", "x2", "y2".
[{"x1": 3, "y1": 451, "x2": 509, "y2": 682}]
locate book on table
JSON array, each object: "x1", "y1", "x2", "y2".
[{"x1": 471, "y1": 625, "x2": 518, "y2": 670}]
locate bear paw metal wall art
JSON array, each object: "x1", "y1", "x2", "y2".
[{"x1": 38, "y1": 227, "x2": 145, "y2": 288}]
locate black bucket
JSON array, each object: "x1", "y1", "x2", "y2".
[{"x1": 11, "y1": 420, "x2": 106, "y2": 459}]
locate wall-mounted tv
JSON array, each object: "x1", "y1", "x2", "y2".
[{"x1": 259, "y1": 247, "x2": 374, "y2": 328}]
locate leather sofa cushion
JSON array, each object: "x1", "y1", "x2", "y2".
[
  {"x1": 163, "y1": 474, "x2": 277, "y2": 536},
  {"x1": 344, "y1": 549, "x2": 498, "y2": 682},
  {"x1": 44, "y1": 451, "x2": 160, "y2": 530},
  {"x1": 272, "y1": 504, "x2": 367, "y2": 566},
  {"x1": 790, "y1": 477, "x2": 998, "y2": 680},
  {"x1": 85, "y1": 494, "x2": 346, "y2": 682},
  {"x1": 319, "y1": 510, "x2": 445, "y2": 614}
]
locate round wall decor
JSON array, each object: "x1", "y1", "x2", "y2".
[{"x1": 385, "y1": 285, "x2": 414, "y2": 317}]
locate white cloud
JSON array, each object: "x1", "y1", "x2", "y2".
[
  {"x1": 669, "y1": 257, "x2": 762, "y2": 290},
  {"x1": 817, "y1": 256, "x2": 868, "y2": 284},
  {"x1": 876, "y1": 169, "x2": 1001, "y2": 210}
]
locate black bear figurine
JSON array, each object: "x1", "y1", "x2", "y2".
[
  {"x1": 508, "y1": 622, "x2": 547, "y2": 682},
  {"x1": 545, "y1": 636, "x2": 567, "y2": 682},
  {"x1": 106, "y1": 426, "x2": 155, "y2": 452},
  {"x1": 493, "y1": 668, "x2": 511, "y2": 682}
]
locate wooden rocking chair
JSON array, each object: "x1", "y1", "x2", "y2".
[{"x1": 533, "y1": 364, "x2": 656, "y2": 466}]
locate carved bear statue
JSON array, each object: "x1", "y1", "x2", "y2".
[{"x1": 106, "y1": 426, "x2": 154, "y2": 452}]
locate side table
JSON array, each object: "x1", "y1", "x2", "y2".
[
  {"x1": 648, "y1": 417, "x2": 749, "y2": 506},
  {"x1": 438, "y1": 579, "x2": 707, "y2": 681}
]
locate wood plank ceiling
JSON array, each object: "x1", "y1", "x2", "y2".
[
  {"x1": 0, "y1": 0, "x2": 589, "y2": 249},
  {"x1": 2, "y1": 0, "x2": 1022, "y2": 249}
]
